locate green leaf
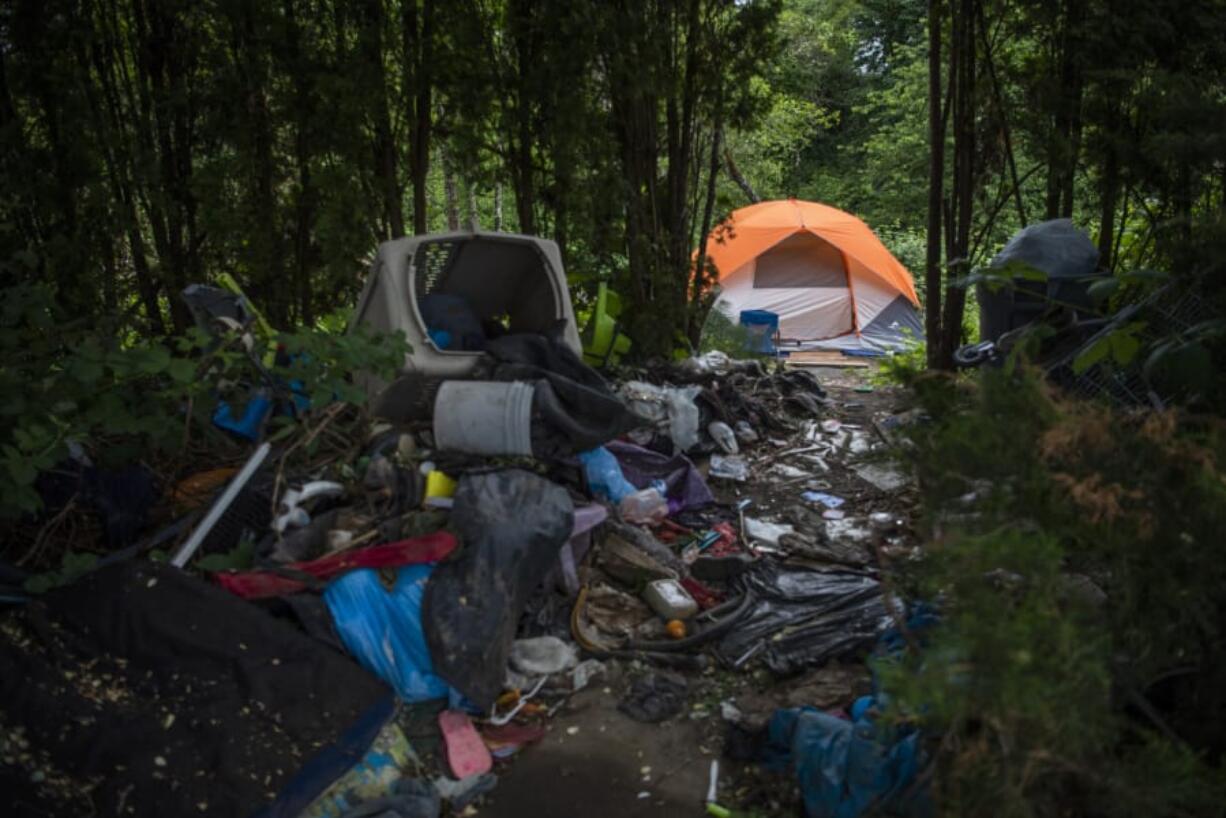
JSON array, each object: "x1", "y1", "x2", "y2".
[
  {"x1": 1086, "y1": 278, "x2": 1119, "y2": 303},
  {"x1": 1072, "y1": 335, "x2": 1112, "y2": 375},
  {"x1": 196, "y1": 538, "x2": 255, "y2": 572},
  {"x1": 69, "y1": 357, "x2": 105, "y2": 385},
  {"x1": 1109, "y1": 330, "x2": 1141, "y2": 366},
  {"x1": 166, "y1": 357, "x2": 197, "y2": 384}
]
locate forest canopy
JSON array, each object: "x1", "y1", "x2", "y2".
[{"x1": 2, "y1": 0, "x2": 1225, "y2": 353}]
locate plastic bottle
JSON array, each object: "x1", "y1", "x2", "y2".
[
  {"x1": 618, "y1": 487, "x2": 669, "y2": 524},
  {"x1": 707, "y1": 421, "x2": 739, "y2": 454}
]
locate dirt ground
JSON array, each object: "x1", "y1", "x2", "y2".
[
  {"x1": 482, "y1": 366, "x2": 913, "y2": 817},
  {"x1": 481, "y1": 664, "x2": 716, "y2": 818}
]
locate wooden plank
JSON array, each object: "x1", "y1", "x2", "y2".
[{"x1": 784, "y1": 349, "x2": 873, "y2": 368}]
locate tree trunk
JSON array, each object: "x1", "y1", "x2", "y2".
[
  {"x1": 442, "y1": 143, "x2": 460, "y2": 231},
  {"x1": 73, "y1": 20, "x2": 167, "y2": 335},
  {"x1": 465, "y1": 180, "x2": 480, "y2": 231},
  {"x1": 690, "y1": 115, "x2": 724, "y2": 348},
  {"x1": 284, "y1": 0, "x2": 316, "y2": 325},
  {"x1": 723, "y1": 147, "x2": 760, "y2": 204},
  {"x1": 142, "y1": 0, "x2": 198, "y2": 332},
  {"x1": 924, "y1": 0, "x2": 945, "y2": 369},
  {"x1": 361, "y1": 0, "x2": 404, "y2": 239},
  {"x1": 976, "y1": 0, "x2": 1026, "y2": 227},
  {"x1": 936, "y1": 0, "x2": 975, "y2": 369},
  {"x1": 494, "y1": 182, "x2": 504, "y2": 231},
  {"x1": 1095, "y1": 103, "x2": 1121, "y2": 272},
  {"x1": 1045, "y1": 0, "x2": 1084, "y2": 220},
  {"x1": 234, "y1": 2, "x2": 285, "y2": 324},
  {"x1": 405, "y1": 0, "x2": 434, "y2": 234}
]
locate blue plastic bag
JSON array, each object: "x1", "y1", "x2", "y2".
[
  {"x1": 324, "y1": 565, "x2": 452, "y2": 703},
  {"x1": 577, "y1": 446, "x2": 636, "y2": 503}
]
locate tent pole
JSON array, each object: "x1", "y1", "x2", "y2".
[{"x1": 839, "y1": 250, "x2": 862, "y2": 338}]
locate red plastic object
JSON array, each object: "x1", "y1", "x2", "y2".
[
  {"x1": 681, "y1": 576, "x2": 724, "y2": 610},
  {"x1": 706, "y1": 522, "x2": 741, "y2": 556},
  {"x1": 214, "y1": 531, "x2": 457, "y2": 599}
]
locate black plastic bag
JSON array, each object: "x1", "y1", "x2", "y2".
[
  {"x1": 422, "y1": 470, "x2": 574, "y2": 709},
  {"x1": 715, "y1": 563, "x2": 893, "y2": 675}
]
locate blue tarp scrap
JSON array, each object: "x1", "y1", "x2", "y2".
[{"x1": 761, "y1": 701, "x2": 930, "y2": 818}]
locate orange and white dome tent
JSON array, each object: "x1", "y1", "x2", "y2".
[{"x1": 703, "y1": 199, "x2": 923, "y2": 351}]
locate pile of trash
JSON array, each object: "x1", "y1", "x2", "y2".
[{"x1": 0, "y1": 267, "x2": 926, "y2": 817}]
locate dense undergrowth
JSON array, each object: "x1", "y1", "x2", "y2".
[
  {"x1": 876, "y1": 360, "x2": 1226, "y2": 816},
  {"x1": 0, "y1": 282, "x2": 407, "y2": 568}
]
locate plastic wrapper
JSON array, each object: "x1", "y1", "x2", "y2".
[
  {"x1": 620, "y1": 381, "x2": 702, "y2": 451},
  {"x1": 709, "y1": 454, "x2": 750, "y2": 482},
  {"x1": 578, "y1": 446, "x2": 637, "y2": 503}
]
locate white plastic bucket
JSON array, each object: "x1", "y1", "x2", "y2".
[{"x1": 432, "y1": 380, "x2": 535, "y2": 456}]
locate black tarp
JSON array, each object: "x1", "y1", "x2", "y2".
[
  {"x1": 421, "y1": 470, "x2": 574, "y2": 709},
  {"x1": 0, "y1": 560, "x2": 392, "y2": 818},
  {"x1": 714, "y1": 563, "x2": 894, "y2": 675}
]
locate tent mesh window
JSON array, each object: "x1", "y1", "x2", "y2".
[{"x1": 754, "y1": 233, "x2": 849, "y2": 288}]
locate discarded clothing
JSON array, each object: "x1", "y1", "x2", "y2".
[
  {"x1": 325, "y1": 564, "x2": 454, "y2": 704},
  {"x1": 335, "y1": 778, "x2": 440, "y2": 818},
  {"x1": 0, "y1": 560, "x2": 392, "y2": 818},
  {"x1": 217, "y1": 531, "x2": 457, "y2": 599},
  {"x1": 618, "y1": 672, "x2": 689, "y2": 722},
  {"x1": 606, "y1": 439, "x2": 714, "y2": 511},
  {"x1": 422, "y1": 470, "x2": 574, "y2": 709},
  {"x1": 757, "y1": 704, "x2": 928, "y2": 818},
  {"x1": 479, "y1": 333, "x2": 644, "y2": 457},
  {"x1": 716, "y1": 564, "x2": 894, "y2": 674},
  {"x1": 433, "y1": 773, "x2": 498, "y2": 811}
]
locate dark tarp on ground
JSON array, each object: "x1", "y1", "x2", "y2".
[
  {"x1": 0, "y1": 560, "x2": 392, "y2": 818},
  {"x1": 478, "y1": 333, "x2": 645, "y2": 458},
  {"x1": 422, "y1": 469, "x2": 574, "y2": 709},
  {"x1": 715, "y1": 563, "x2": 894, "y2": 675}
]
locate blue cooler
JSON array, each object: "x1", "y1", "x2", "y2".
[{"x1": 739, "y1": 309, "x2": 780, "y2": 354}]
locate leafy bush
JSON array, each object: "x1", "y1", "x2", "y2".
[
  {"x1": 878, "y1": 365, "x2": 1226, "y2": 816},
  {"x1": 698, "y1": 302, "x2": 770, "y2": 358},
  {"x1": 0, "y1": 283, "x2": 407, "y2": 525}
]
